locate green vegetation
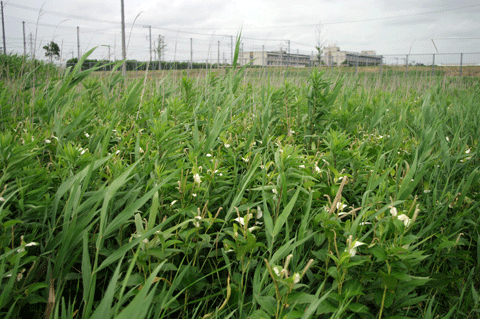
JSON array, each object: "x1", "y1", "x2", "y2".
[
  {"x1": 43, "y1": 42, "x2": 61, "y2": 63},
  {"x1": 65, "y1": 58, "x2": 219, "y2": 71},
  {"x1": 1, "y1": 41, "x2": 479, "y2": 319}
]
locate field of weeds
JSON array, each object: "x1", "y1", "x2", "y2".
[{"x1": 1, "y1": 43, "x2": 479, "y2": 318}]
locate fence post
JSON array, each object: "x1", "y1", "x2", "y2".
[
  {"x1": 379, "y1": 55, "x2": 383, "y2": 75},
  {"x1": 460, "y1": 53, "x2": 463, "y2": 77},
  {"x1": 405, "y1": 54, "x2": 408, "y2": 76},
  {"x1": 432, "y1": 54, "x2": 435, "y2": 76},
  {"x1": 355, "y1": 53, "x2": 358, "y2": 76}
]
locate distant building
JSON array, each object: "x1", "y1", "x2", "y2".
[
  {"x1": 237, "y1": 45, "x2": 382, "y2": 67},
  {"x1": 238, "y1": 50, "x2": 311, "y2": 67},
  {"x1": 322, "y1": 45, "x2": 382, "y2": 66}
]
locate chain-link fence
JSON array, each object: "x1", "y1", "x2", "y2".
[
  {"x1": 381, "y1": 53, "x2": 480, "y2": 77},
  {"x1": 65, "y1": 60, "x2": 218, "y2": 72},
  {"x1": 65, "y1": 52, "x2": 480, "y2": 78}
]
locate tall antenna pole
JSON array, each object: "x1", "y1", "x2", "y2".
[
  {"x1": 77, "y1": 26, "x2": 80, "y2": 59},
  {"x1": 190, "y1": 38, "x2": 193, "y2": 69},
  {"x1": 287, "y1": 40, "x2": 290, "y2": 68},
  {"x1": 262, "y1": 45, "x2": 265, "y2": 67},
  {"x1": 1, "y1": 1, "x2": 6, "y2": 54},
  {"x1": 143, "y1": 25, "x2": 152, "y2": 62},
  {"x1": 29, "y1": 32, "x2": 33, "y2": 56},
  {"x1": 158, "y1": 35, "x2": 162, "y2": 71},
  {"x1": 23, "y1": 21, "x2": 27, "y2": 56},
  {"x1": 121, "y1": 0, "x2": 126, "y2": 76},
  {"x1": 241, "y1": 42, "x2": 243, "y2": 66}
]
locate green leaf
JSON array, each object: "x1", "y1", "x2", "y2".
[
  {"x1": 104, "y1": 169, "x2": 178, "y2": 237},
  {"x1": 226, "y1": 155, "x2": 261, "y2": 220},
  {"x1": 301, "y1": 289, "x2": 332, "y2": 319},
  {"x1": 255, "y1": 295, "x2": 276, "y2": 316},
  {"x1": 379, "y1": 270, "x2": 398, "y2": 289},
  {"x1": 346, "y1": 303, "x2": 369, "y2": 313},
  {"x1": 273, "y1": 186, "x2": 301, "y2": 238},
  {"x1": 114, "y1": 262, "x2": 164, "y2": 319},
  {"x1": 249, "y1": 309, "x2": 271, "y2": 319},
  {"x1": 90, "y1": 257, "x2": 123, "y2": 319}
]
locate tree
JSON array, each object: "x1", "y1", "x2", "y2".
[
  {"x1": 314, "y1": 24, "x2": 327, "y2": 66},
  {"x1": 154, "y1": 35, "x2": 167, "y2": 70},
  {"x1": 43, "y1": 41, "x2": 60, "y2": 62}
]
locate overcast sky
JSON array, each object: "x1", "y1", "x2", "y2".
[{"x1": 3, "y1": 0, "x2": 480, "y2": 65}]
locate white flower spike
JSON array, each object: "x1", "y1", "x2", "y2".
[
  {"x1": 336, "y1": 202, "x2": 347, "y2": 211},
  {"x1": 256, "y1": 206, "x2": 263, "y2": 219},
  {"x1": 346, "y1": 236, "x2": 365, "y2": 257},
  {"x1": 193, "y1": 173, "x2": 202, "y2": 184},
  {"x1": 390, "y1": 206, "x2": 398, "y2": 217},
  {"x1": 292, "y1": 272, "x2": 301, "y2": 284},
  {"x1": 234, "y1": 217, "x2": 245, "y2": 226},
  {"x1": 397, "y1": 214, "x2": 411, "y2": 227}
]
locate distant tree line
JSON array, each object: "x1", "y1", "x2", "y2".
[{"x1": 65, "y1": 58, "x2": 223, "y2": 71}]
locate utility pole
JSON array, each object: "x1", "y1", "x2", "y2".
[
  {"x1": 121, "y1": 0, "x2": 126, "y2": 76},
  {"x1": 287, "y1": 40, "x2": 290, "y2": 68},
  {"x1": 217, "y1": 40, "x2": 220, "y2": 68},
  {"x1": 355, "y1": 53, "x2": 358, "y2": 76},
  {"x1": 262, "y1": 45, "x2": 265, "y2": 67},
  {"x1": 29, "y1": 32, "x2": 33, "y2": 56},
  {"x1": 158, "y1": 35, "x2": 161, "y2": 70},
  {"x1": 280, "y1": 47, "x2": 283, "y2": 67},
  {"x1": 158, "y1": 35, "x2": 162, "y2": 71},
  {"x1": 143, "y1": 25, "x2": 152, "y2": 62},
  {"x1": 190, "y1": 38, "x2": 192, "y2": 69},
  {"x1": 241, "y1": 42, "x2": 243, "y2": 66},
  {"x1": 405, "y1": 54, "x2": 408, "y2": 76},
  {"x1": 23, "y1": 21, "x2": 26, "y2": 56},
  {"x1": 1, "y1": 1, "x2": 6, "y2": 54},
  {"x1": 460, "y1": 53, "x2": 463, "y2": 76},
  {"x1": 77, "y1": 26, "x2": 80, "y2": 59},
  {"x1": 432, "y1": 54, "x2": 435, "y2": 76}
]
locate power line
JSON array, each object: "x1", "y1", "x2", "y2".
[
  {"x1": 9, "y1": 2, "x2": 479, "y2": 35},
  {"x1": 176, "y1": 4, "x2": 480, "y2": 30},
  {"x1": 6, "y1": 2, "x2": 122, "y2": 26}
]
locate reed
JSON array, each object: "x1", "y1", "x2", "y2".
[{"x1": 0, "y1": 43, "x2": 479, "y2": 318}]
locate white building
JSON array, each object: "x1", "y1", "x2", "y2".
[
  {"x1": 238, "y1": 50, "x2": 311, "y2": 67},
  {"x1": 237, "y1": 45, "x2": 382, "y2": 67},
  {"x1": 322, "y1": 45, "x2": 382, "y2": 66}
]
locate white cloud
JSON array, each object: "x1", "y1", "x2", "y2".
[{"x1": 4, "y1": 0, "x2": 479, "y2": 63}]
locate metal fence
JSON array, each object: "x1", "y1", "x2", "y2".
[
  {"x1": 65, "y1": 52, "x2": 480, "y2": 77},
  {"x1": 381, "y1": 53, "x2": 480, "y2": 77}
]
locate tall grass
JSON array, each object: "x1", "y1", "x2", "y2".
[{"x1": 0, "y1": 42, "x2": 479, "y2": 318}]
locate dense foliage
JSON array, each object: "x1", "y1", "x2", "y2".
[
  {"x1": 0, "y1": 53, "x2": 58, "y2": 80},
  {"x1": 65, "y1": 58, "x2": 219, "y2": 71},
  {"x1": 0, "y1": 44, "x2": 479, "y2": 319}
]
